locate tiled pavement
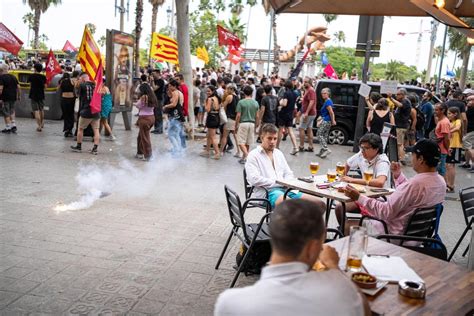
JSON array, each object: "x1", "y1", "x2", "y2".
[{"x1": 0, "y1": 116, "x2": 472, "y2": 315}]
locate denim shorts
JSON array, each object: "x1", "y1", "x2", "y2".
[
  {"x1": 268, "y1": 187, "x2": 303, "y2": 208},
  {"x1": 437, "y1": 153, "x2": 447, "y2": 176},
  {"x1": 299, "y1": 115, "x2": 316, "y2": 130}
]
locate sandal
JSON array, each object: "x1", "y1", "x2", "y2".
[
  {"x1": 446, "y1": 185, "x2": 455, "y2": 193},
  {"x1": 298, "y1": 146, "x2": 305, "y2": 151},
  {"x1": 199, "y1": 151, "x2": 210, "y2": 158},
  {"x1": 304, "y1": 147, "x2": 314, "y2": 152}
]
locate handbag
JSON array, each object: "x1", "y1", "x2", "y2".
[{"x1": 219, "y1": 106, "x2": 228, "y2": 125}]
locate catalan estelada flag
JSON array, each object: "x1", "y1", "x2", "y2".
[
  {"x1": 78, "y1": 25, "x2": 101, "y2": 80},
  {"x1": 196, "y1": 46, "x2": 209, "y2": 64},
  {"x1": 150, "y1": 33, "x2": 179, "y2": 65}
]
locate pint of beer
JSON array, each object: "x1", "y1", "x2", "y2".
[
  {"x1": 346, "y1": 226, "x2": 368, "y2": 272},
  {"x1": 309, "y1": 162, "x2": 320, "y2": 175},
  {"x1": 336, "y1": 162, "x2": 345, "y2": 176},
  {"x1": 327, "y1": 170, "x2": 337, "y2": 183},
  {"x1": 363, "y1": 169, "x2": 374, "y2": 185}
]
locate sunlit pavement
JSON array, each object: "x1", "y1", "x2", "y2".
[{"x1": 0, "y1": 115, "x2": 471, "y2": 314}]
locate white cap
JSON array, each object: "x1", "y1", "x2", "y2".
[{"x1": 463, "y1": 88, "x2": 474, "y2": 95}]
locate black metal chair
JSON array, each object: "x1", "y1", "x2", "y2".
[
  {"x1": 243, "y1": 168, "x2": 270, "y2": 210},
  {"x1": 325, "y1": 228, "x2": 344, "y2": 242},
  {"x1": 359, "y1": 204, "x2": 443, "y2": 240},
  {"x1": 448, "y1": 186, "x2": 474, "y2": 262},
  {"x1": 377, "y1": 234, "x2": 448, "y2": 261},
  {"x1": 215, "y1": 185, "x2": 272, "y2": 288}
]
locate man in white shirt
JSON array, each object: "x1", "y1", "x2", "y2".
[
  {"x1": 245, "y1": 123, "x2": 325, "y2": 208},
  {"x1": 214, "y1": 199, "x2": 369, "y2": 316},
  {"x1": 335, "y1": 133, "x2": 391, "y2": 224}
]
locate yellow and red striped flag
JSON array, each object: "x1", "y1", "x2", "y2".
[
  {"x1": 78, "y1": 25, "x2": 101, "y2": 79},
  {"x1": 150, "y1": 33, "x2": 179, "y2": 65}
]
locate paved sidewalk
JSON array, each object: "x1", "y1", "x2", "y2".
[{"x1": 0, "y1": 117, "x2": 472, "y2": 315}]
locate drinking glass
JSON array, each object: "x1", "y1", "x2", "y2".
[
  {"x1": 363, "y1": 169, "x2": 373, "y2": 186},
  {"x1": 346, "y1": 226, "x2": 368, "y2": 272},
  {"x1": 336, "y1": 162, "x2": 345, "y2": 177},
  {"x1": 326, "y1": 169, "x2": 337, "y2": 183},
  {"x1": 309, "y1": 162, "x2": 320, "y2": 180}
]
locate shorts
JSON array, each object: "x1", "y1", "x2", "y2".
[
  {"x1": 277, "y1": 116, "x2": 293, "y2": 128},
  {"x1": 78, "y1": 116, "x2": 100, "y2": 130},
  {"x1": 268, "y1": 187, "x2": 303, "y2": 208},
  {"x1": 193, "y1": 107, "x2": 201, "y2": 117},
  {"x1": 237, "y1": 122, "x2": 255, "y2": 145},
  {"x1": 437, "y1": 153, "x2": 447, "y2": 176},
  {"x1": 462, "y1": 132, "x2": 474, "y2": 150},
  {"x1": 31, "y1": 100, "x2": 44, "y2": 111},
  {"x1": 0, "y1": 101, "x2": 15, "y2": 117},
  {"x1": 299, "y1": 115, "x2": 316, "y2": 130},
  {"x1": 446, "y1": 148, "x2": 462, "y2": 164},
  {"x1": 406, "y1": 129, "x2": 416, "y2": 143},
  {"x1": 225, "y1": 118, "x2": 236, "y2": 131},
  {"x1": 396, "y1": 128, "x2": 407, "y2": 145}
]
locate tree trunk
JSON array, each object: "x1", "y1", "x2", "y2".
[
  {"x1": 135, "y1": 0, "x2": 144, "y2": 76},
  {"x1": 33, "y1": 7, "x2": 41, "y2": 49},
  {"x1": 175, "y1": 0, "x2": 194, "y2": 138},
  {"x1": 272, "y1": 12, "x2": 280, "y2": 76},
  {"x1": 459, "y1": 45, "x2": 471, "y2": 90},
  {"x1": 151, "y1": 4, "x2": 158, "y2": 34}
]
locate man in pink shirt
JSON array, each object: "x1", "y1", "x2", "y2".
[
  {"x1": 434, "y1": 103, "x2": 450, "y2": 179},
  {"x1": 298, "y1": 79, "x2": 317, "y2": 152},
  {"x1": 344, "y1": 139, "x2": 446, "y2": 235}
]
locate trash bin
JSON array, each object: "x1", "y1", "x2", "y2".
[{"x1": 11, "y1": 70, "x2": 62, "y2": 120}]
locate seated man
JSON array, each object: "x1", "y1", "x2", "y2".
[
  {"x1": 336, "y1": 133, "x2": 391, "y2": 224},
  {"x1": 245, "y1": 123, "x2": 325, "y2": 209},
  {"x1": 344, "y1": 139, "x2": 446, "y2": 235},
  {"x1": 214, "y1": 199, "x2": 369, "y2": 316}
]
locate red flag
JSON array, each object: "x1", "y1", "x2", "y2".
[
  {"x1": 90, "y1": 61, "x2": 103, "y2": 115},
  {"x1": 323, "y1": 64, "x2": 338, "y2": 79},
  {"x1": 217, "y1": 25, "x2": 241, "y2": 50},
  {"x1": 0, "y1": 23, "x2": 24, "y2": 55},
  {"x1": 45, "y1": 49, "x2": 62, "y2": 84},
  {"x1": 62, "y1": 40, "x2": 78, "y2": 53},
  {"x1": 228, "y1": 53, "x2": 243, "y2": 65}
]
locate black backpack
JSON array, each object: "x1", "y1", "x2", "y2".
[
  {"x1": 415, "y1": 107, "x2": 425, "y2": 131},
  {"x1": 235, "y1": 242, "x2": 272, "y2": 275}
]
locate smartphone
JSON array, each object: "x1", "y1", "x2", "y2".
[
  {"x1": 370, "y1": 188, "x2": 390, "y2": 193},
  {"x1": 298, "y1": 177, "x2": 314, "y2": 183}
]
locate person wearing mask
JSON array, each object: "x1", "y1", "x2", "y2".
[
  {"x1": 135, "y1": 83, "x2": 157, "y2": 161},
  {"x1": 316, "y1": 87, "x2": 336, "y2": 158},
  {"x1": 28, "y1": 63, "x2": 47, "y2": 132}
]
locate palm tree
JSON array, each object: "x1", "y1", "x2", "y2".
[
  {"x1": 223, "y1": 14, "x2": 247, "y2": 42},
  {"x1": 22, "y1": 12, "x2": 34, "y2": 48},
  {"x1": 333, "y1": 30, "x2": 346, "y2": 45},
  {"x1": 261, "y1": 1, "x2": 279, "y2": 75},
  {"x1": 22, "y1": 0, "x2": 61, "y2": 49},
  {"x1": 134, "y1": 0, "x2": 144, "y2": 75},
  {"x1": 447, "y1": 18, "x2": 474, "y2": 89},
  {"x1": 385, "y1": 60, "x2": 404, "y2": 81},
  {"x1": 323, "y1": 14, "x2": 338, "y2": 26},
  {"x1": 149, "y1": 0, "x2": 165, "y2": 35},
  {"x1": 85, "y1": 23, "x2": 96, "y2": 35}
]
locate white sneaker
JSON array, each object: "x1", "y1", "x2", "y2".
[{"x1": 107, "y1": 135, "x2": 116, "y2": 141}]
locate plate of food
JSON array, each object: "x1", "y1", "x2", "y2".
[{"x1": 351, "y1": 272, "x2": 377, "y2": 289}]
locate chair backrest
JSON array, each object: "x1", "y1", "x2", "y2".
[
  {"x1": 377, "y1": 234, "x2": 448, "y2": 261},
  {"x1": 243, "y1": 168, "x2": 253, "y2": 200},
  {"x1": 224, "y1": 185, "x2": 250, "y2": 241},
  {"x1": 403, "y1": 204, "x2": 440, "y2": 238},
  {"x1": 460, "y1": 186, "x2": 474, "y2": 226}
]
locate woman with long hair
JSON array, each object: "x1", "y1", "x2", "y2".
[
  {"x1": 366, "y1": 98, "x2": 395, "y2": 136},
  {"x1": 163, "y1": 79, "x2": 185, "y2": 156},
  {"x1": 446, "y1": 106, "x2": 462, "y2": 192},
  {"x1": 134, "y1": 83, "x2": 157, "y2": 161},
  {"x1": 200, "y1": 85, "x2": 221, "y2": 159},
  {"x1": 219, "y1": 83, "x2": 240, "y2": 157},
  {"x1": 59, "y1": 72, "x2": 76, "y2": 137}
]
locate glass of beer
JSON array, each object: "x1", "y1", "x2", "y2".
[
  {"x1": 309, "y1": 162, "x2": 320, "y2": 179},
  {"x1": 336, "y1": 162, "x2": 345, "y2": 177},
  {"x1": 363, "y1": 169, "x2": 374, "y2": 186},
  {"x1": 346, "y1": 226, "x2": 368, "y2": 272},
  {"x1": 326, "y1": 169, "x2": 337, "y2": 183}
]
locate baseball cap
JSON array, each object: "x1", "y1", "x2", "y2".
[
  {"x1": 463, "y1": 88, "x2": 473, "y2": 95},
  {"x1": 405, "y1": 139, "x2": 441, "y2": 165}
]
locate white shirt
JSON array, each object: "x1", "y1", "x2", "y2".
[
  {"x1": 245, "y1": 146, "x2": 294, "y2": 198},
  {"x1": 214, "y1": 262, "x2": 365, "y2": 316},
  {"x1": 346, "y1": 152, "x2": 391, "y2": 188}
]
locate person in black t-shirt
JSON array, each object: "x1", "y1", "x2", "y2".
[
  {"x1": 445, "y1": 89, "x2": 467, "y2": 135},
  {"x1": 28, "y1": 63, "x2": 47, "y2": 132},
  {"x1": 390, "y1": 88, "x2": 412, "y2": 163},
  {"x1": 151, "y1": 69, "x2": 165, "y2": 134},
  {"x1": 276, "y1": 80, "x2": 298, "y2": 152},
  {"x1": 0, "y1": 64, "x2": 20, "y2": 133}
]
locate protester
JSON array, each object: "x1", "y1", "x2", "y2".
[
  {"x1": 28, "y1": 63, "x2": 47, "y2": 132},
  {"x1": 344, "y1": 139, "x2": 446, "y2": 236},
  {"x1": 193, "y1": 79, "x2": 201, "y2": 128},
  {"x1": 151, "y1": 69, "x2": 165, "y2": 134},
  {"x1": 434, "y1": 103, "x2": 450, "y2": 181},
  {"x1": 99, "y1": 84, "x2": 115, "y2": 141},
  {"x1": 71, "y1": 73, "x2": 100, "y2": 155},
  {"x1": 200, "y1": 85, "x2": 221, "y2": 160},
  {"x1": 58, "y1": 72, "x2": 75, "y2": 137},
  {"x1": 366, "y1": 98, "x2": 394, "y2": 135},
  {"x1": 175, "y1": 74, "x2": 188, "y2": 148},
  {"x1": 235, "y1": 85, "x2": 260, "y2": 164},
  {"x1": 257, "y1": 84, "x2": 278, "y2": 137},
  {"x1": 446, "y1": 89, "x2": 468, "y2": 135},
  {"x1": 276, "y1": 80, "x2": 298, "y2": 154},
  {"x1": 245, "y1": 123, "x2": 325, "y2": 209},
  {"x1": 316, "y1": 87, "x2": 336, "y2": 158},
  {"x1": 135, "y1": 83, "x2": 157, "y2": 161},
  {"x1": 0, "y1": 64, "x2": 20, "y2": 133},
  {"x1": 220, "y1": 83, "x2": 240, "y2": 157},
  {"x1": 364, "y1": 92, "x2": 382, "y2": 111},
  {"x1": 215, "y1": 199, "x2": 368, "y2": 316},
  {"x1": 298, "y1": 79, "x2": 317, "y2": 152},
  {"x1": 445, "y1": 107, "x2": 462, "y2": 192},
  {"x1": 420, "y1": 91, "x2": 434, "y2": 139},
  {"x1": 163, "y1": 79, "x2": 185, "y2": 156},
  {"x1": 390, "y1": 89, "x2": 412, "y2": 164}
]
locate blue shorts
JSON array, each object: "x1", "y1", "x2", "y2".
[
  {"x1": 268, "y1": 187, "x2": 303, "y2": 208},
  {"x1": 437, "y1": 153, "x2": 447, "y2": 176}
]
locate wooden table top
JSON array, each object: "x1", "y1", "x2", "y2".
[
  {"x1": 276, "y1": 176, "x2": 394, "y2": 203},
  {"x1": 327, "y1": 237, "x2": 474, "y2": 315}
]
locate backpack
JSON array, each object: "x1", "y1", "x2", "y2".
[
  {"x1": 235, "y1": 242, "x2": 272, "y2": 275},
  {"x1": 415, "y1": 107, "x2": 425, "y2": 131}
]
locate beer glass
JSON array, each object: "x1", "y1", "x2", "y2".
[
  {"x1": 336, "y1": 162, "x2": 345, "y2": 177},
  {"x1": 363, "y1": 169, "x2": 373, "y2": 186},
  {"x1": 326, "y1": 169, "x2": 337, "y2": 183},
  {"x1": 309, "y1": 162, "x2": 320, "y2": 180},
  {"x1": 346, "y1": 226, "x2": 368, "y2": 272}
]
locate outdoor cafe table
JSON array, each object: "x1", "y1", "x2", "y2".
[
  {"x1": 327, "y1": 237, "x2": 474, "y2": 315},
  {"x1": 276, "y1": 176, "x2": 394, "y2": 230}
]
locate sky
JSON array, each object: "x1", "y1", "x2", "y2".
[{"x1": 0, "y1": 0, "x2": 470, "y2": 77}]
